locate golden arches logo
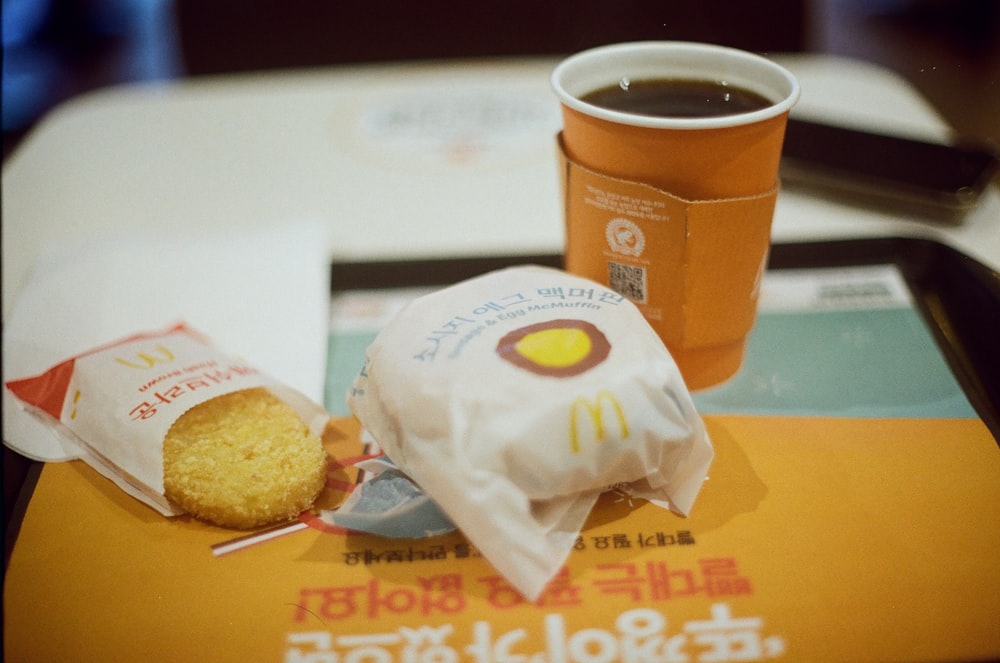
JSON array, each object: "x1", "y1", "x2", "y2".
[
  {"x1": 114, "y1": 344, "x2": 176, "y2": 369},
  {"x1": 569, "y1": 390, "x2": 630, "y2": 454}
]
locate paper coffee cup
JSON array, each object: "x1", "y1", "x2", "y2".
[{"x1": 552, "y1": 41, "x2": 800, "y2": 389}]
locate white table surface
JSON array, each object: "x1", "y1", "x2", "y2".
[{"x1": 4, "y1": 53, "x2": 998, "y2": 319}]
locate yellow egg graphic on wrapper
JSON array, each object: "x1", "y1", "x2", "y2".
[
  {"x1": 496, "y1": 319, "x2": 611, "y2": 377},
  {"x1": 516, "y1": 328, "x2": 591, "y2": 368}
]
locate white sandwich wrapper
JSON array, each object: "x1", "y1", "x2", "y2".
[{"x1": 348, "y1": 265, "x2": 713, "y2": 600}]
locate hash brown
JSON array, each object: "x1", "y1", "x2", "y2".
[{"x1": 163, "y1": 387, "x2": 328, "y2": 529}]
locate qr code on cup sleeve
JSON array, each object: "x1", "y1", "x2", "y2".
[{"x1": 608, "y1": 261, "x2": 647, "y2": 303}]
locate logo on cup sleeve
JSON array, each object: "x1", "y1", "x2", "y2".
[{"x1": 605, "y1": 218, "x2": 645, "y2": 257}]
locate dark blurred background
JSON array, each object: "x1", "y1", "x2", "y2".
[
  {"x1": 2, "y1": 0, "x2": 999, "y2": 530},
  {"x1": 3, "y1": 0, "x2": 999, "y2": 162}
]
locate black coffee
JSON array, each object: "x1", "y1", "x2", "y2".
[{"x1": 581, "y1": 78, "x2": 771, "y2": 119}]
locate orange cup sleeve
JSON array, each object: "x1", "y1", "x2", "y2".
[{"x1": 558, "y1": 133, "x2": 777, "y2": 350}]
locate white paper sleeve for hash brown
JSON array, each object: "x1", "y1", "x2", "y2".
[
  {"x1": 5, "y1": 323, "x2": 329, "y2": 516},
  {"x1": 348, "y1": 265, "x2": 713, "y2": 600}
]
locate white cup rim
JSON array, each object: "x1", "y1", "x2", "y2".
[{"x1": 551, "y1": 41, "x2": 800, "y2": 130}]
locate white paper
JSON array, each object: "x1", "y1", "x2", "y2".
[{"x1": 6, "y1": 324, "x2": 331, "y2": 516}]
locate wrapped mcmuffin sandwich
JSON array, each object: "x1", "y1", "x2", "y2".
[{"x1": 348, "y1": 265, "x2": 713, "y2": 600}]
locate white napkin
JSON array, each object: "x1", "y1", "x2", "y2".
[{"x1": 3, "y1": 223, "x2": 331, "y2": 462}]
